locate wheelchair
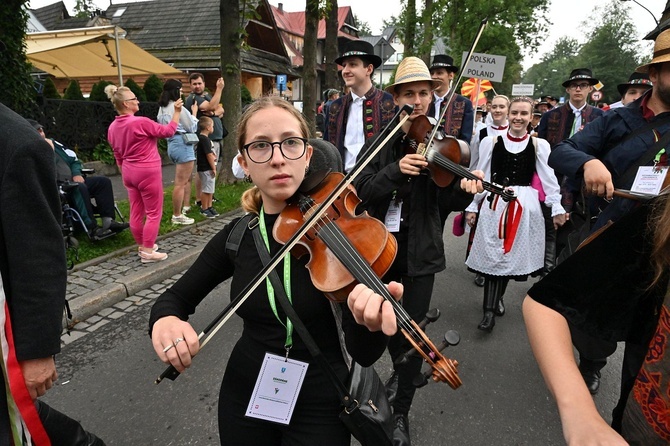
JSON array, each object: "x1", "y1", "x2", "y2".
[{"x1": 59, "y1": 169, "x2": 126, "y2": 261}]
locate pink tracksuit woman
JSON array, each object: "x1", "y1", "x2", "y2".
[{"x1": 107, "y1": 85, "x2": 182, "y2": 263}]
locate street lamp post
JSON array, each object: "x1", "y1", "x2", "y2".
[{"x1": 619, "y1": 0, "x2": 660, "y2": 26}]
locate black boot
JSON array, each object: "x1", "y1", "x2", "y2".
[
  {"x1": 478, "y1": 277, "x2": 498, "y2": 332},
  {"x1": 385, "y1": 371, "x2": 399, "y2": 405},
  {"x1": 542, "y1": 204, "x2": 557, "y2": 276},
  {"x1": 392, "y1": 412, "x2": 411, "y2": 446},
  {"x1": 495, "y1": 296, "x2": 505, "y2": 317},
  {"x1": 494, "y1": 279, "x2": 508, "y2": 317},
  {"x1": 36, "y1": 400, "x2": 106, "y2": 446}
]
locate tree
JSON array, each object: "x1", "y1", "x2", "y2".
[
  {"x1": 124, "y1": 78, "x2": 147, "y2": 101},
  {"x1": 219, "y1": 0, "x2": 243, "y2": 183},
  {"x1": 43, "y1": 77, "x2": 61, "y2": 99},
  {"x1": 522, "y1": 0, "x2": 646, "y2": 103},
  {"x1": 324, "y1": 0, "x2": 340, "y2": 91},
  {"x1": 90, "y1": 80, "x2": 114, "y2": 101},
  {"x1": 418, "y1": 0, "x2": 435, "y2": 65},
  {"x1": 64, "y1": 80, "x2": 85, "y2": 100},
  {"x1": 73, "y1": 0, "x2": 95, "y2": 18},
  {"x1": 404, "y1": 0, "x2": 417, "y2": 56},
  {"x1": 393, "y1": 0, "x2": 550, "y2": 94},
  {"x1": 522, "y1": 37, "x2": 580, "y2": 99},
  {"x1": 143, "y1": 74, "x2": 163, "y2": 102},
  {"x1": 575, "y1": 0, "x2": 644, "y2": 103},
  {"x1": 241, "y1": 85, "x2": 253, "y2": 105},
  {"x1": 0, "y1": 0, "x2": 36, "y2": 116},
  {"x1": 354, "y1": 15, "x2": 372, "y2": 36},
  {"x1": 302, "y1": 0, "x2": 320, "y2": 137}
]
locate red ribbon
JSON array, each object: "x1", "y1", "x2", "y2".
[{"x1": 498, "y1": 200, "x2": 523, "y2": 254}]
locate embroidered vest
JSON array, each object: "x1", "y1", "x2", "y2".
[
  {"x1": 490, "y1": 136, "x2": 535, "y2": 186},
  {"x1": 325, "y1": 87, "x2": 396, "y2": 159}
]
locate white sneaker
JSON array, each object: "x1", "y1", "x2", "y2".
[
  {"x1": 182, "y1": 206, "x2": 191, "y2": 214},
  {"x1": 139, "y1": 249, "x2": 168, "y2": 264},
  {"x1": 138, "y1": 244, "x2": 158, "y2": 256},
  {"x1": 171, "y1": 214, "x2": 195, "y2": 225}
]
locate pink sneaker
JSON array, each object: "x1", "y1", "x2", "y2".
[
  {"x1": 138, "y1": 244, "x2": 158, "y2": 256},
  {"x1": 139, "y1": 249, "x2": 168, "y2": 264}
]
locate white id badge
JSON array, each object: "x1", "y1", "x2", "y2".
[
  {"x1": 631, "y1": 166, "x2": 668, "y2": 195},
  {"x1": 385, "y1": 200, "x2": 402, "y2": 232},
  {"x1": 245, "y1": 353, "x2": 308, "y2": 424}
]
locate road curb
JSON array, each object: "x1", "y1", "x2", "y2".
[{"x1": 67, "y1": 209, "x2": 243, "y2": 322}]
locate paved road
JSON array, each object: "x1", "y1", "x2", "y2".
[{"x1": 43, "y1": 217, "x2": 624, "y2": 445}]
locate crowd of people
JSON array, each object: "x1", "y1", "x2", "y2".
[{"x1": 4, "y1": 22, "x2": 670, "y2": 446}]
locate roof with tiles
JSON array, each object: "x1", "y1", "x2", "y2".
[
  {"x1": 270, "y1": 4, "x2": 358, "y2": 40},
  {"x1": 31, "y1": 1, "x2": 70, "y2": 31},
  {"x1": 104, "y1": 0, "x2": 286, "y2": 57}
]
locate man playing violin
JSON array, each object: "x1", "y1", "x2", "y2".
[
  {"x1": 353, "y1": 56, "x2": 484, "y2": 446},
  {"x1": 548, "y1": 30, "x2": 670, "y2": 396}
]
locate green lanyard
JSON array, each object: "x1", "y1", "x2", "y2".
[{"x1": 259, "y1": 207, "x2": 293, "y2": 350}]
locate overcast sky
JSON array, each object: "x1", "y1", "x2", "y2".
[{"x1": 29, "y1": 0, "x2": 660, "y2": 70}]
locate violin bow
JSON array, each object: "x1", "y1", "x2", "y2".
[
  {"x1": 427, "y1": 18, "x2": 488, "y2": 148},
  {"x1": 156, "y1": 104, "x2": 414, "y2": 383}
]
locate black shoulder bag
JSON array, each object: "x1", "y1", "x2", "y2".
[{"x1": 246, "y1": 221, "x2": 393, "y2": 446}]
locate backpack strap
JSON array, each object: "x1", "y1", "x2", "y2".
[{"x1": 225, "y1": 213, "x2": 257, "y2": 259}]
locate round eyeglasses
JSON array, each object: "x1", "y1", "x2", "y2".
[{"x1": 242, "y1": 137, "x2": 308, "y2": 163}]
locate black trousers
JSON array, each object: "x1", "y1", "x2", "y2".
[
  {"x1": 81, "y1": 176, "x2": 115, "y2": 219},
  {"x1": 570, "y1": 324, "x2": 617, "y2": 372},
  {"x1": 384, "y1": 273, "x2": 436, "y2": 415}
]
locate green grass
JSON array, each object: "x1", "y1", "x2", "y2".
[{"x1": 70, "y1": 182, "x2": 251, "y2": 264}]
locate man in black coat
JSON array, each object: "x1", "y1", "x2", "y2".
[{"x1": 0, "y1": 103, "x2": 104, "y2": 444}]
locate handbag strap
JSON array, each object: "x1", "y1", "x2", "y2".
[{"x1": 250, "y1": 225, "x2": 358, "y2": 410}]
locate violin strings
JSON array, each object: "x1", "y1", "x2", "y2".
[
  {"x1": 310, "y1": 208, "x2": 425, "y2": 343},
  {"x1": 311, "y1": 212, "x2": 413, "y2": 329}
]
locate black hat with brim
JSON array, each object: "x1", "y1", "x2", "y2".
[
  {"x1": 562, "y1": 68, "x2": 599, "y2": 88},
  {"x1": 429, "y1": 54, "x2": 459, "y2": 73},
  {"x1": 617, "y1": 72, "x2": 653, "y2": 97},
  {"x1": 335, "y1": 40, "x2": 382, "y2": 68}
]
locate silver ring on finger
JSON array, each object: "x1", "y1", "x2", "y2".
[
  {"x1": 162, "y1": 344, "x2": 175, "y2": 353},
  {"x1": 174, "y1": 337, "x2": 184, "y2": 346}
]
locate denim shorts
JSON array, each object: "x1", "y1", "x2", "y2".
[{"x1": 167, "y1": 136, "x2": 196, "y2": 164}]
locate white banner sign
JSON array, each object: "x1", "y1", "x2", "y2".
[
  {"x1": 512, "y1": 84, "x2": 535, "y2": 96},
  {"x1": 462, "y1": 52, "x2": 507, "y2": 82}
]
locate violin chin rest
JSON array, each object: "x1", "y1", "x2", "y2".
[{"x1": 299, "y1": 169, "x2": 332, "y2": 193}]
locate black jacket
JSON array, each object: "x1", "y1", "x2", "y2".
[
  {"x1": 353, "y1": 131, "x2": 447, "y2": 276},
  {"x1": 0, "y1": 104, "x2": 66, "y2": 360}
]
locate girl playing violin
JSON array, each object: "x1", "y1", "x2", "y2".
[
  {"x1": 464, "y1": 97, "x2": 567, "y2": 333},
  {"x1": 149, "y1": 96, "x2": 401, "y2": 445}
]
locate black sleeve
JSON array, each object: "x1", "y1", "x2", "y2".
[
  {"x1": 148, "y1": 219, "x2": 238, "y2": 335},
  {"x1": 1, "y1": 134, "x2": 66, "y2": 360},
  {"x1": 527, "y1": 203, "x2": 663, "y2": 344},
  {"x1": 353, "y1": 134, "x2": 406, "y2": 210},
  {"x1": 341, "y1": 303, "x2": 388, "y2": 367}
]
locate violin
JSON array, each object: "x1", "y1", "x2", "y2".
[
  {"x1": 275, "y1": 171, "x2": 462, "y2": 389},
  {"x1": 406, "y1": 114, "x2": 517, "y2": 202}
]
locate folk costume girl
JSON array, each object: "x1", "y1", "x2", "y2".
[
  {"x1": 466, "y1": 95, "x2": 510, "y2": 288},
  {"x1": 149, "y1": 97, "x2": 400, "y2": 446},
  {"x1": 464, "y1": 97, "x2": 567, "y2": 332}
]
